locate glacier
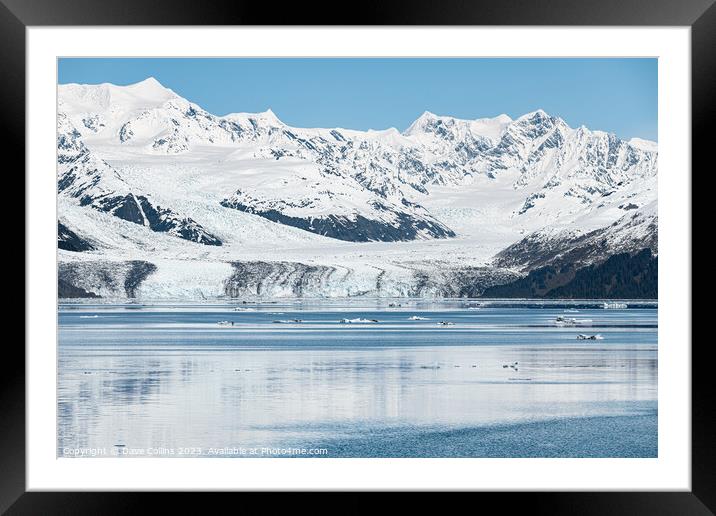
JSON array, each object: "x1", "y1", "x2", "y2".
[{"x1": 57, "y1": 77, "x2": 657, "y2": 299}]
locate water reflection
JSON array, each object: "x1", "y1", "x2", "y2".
[{"x1": 58, "y1": 304, "x2": 657, "y2": 457}]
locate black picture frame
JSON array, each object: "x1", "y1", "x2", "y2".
[{"x1": 5, "y1": 0, "x2": 708, "y2": 512}]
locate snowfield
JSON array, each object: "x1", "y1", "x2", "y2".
[{"x1": 57, "y1": 78, "x2": 658, "y2": 299}]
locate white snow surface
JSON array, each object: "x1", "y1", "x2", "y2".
[{"x1": 57, "y1": 78, "x2": 658, "y2": 299}]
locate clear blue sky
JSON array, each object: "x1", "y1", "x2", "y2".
[{"x1": 58, "y1": 58, "x2": 658, "y2": 141}]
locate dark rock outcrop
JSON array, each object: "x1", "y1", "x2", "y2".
[
  {"x1": 58, "y1": 222, "x2": 94, "y2": 252},
  {"x1": 220, "y1": 201, "x2": 454, "y2": 243}
]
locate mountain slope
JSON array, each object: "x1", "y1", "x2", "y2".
[
  {"x1": 482, "y1": 249, "x2": 657, "y2": 299},
  {"x1": 493, "y1": 201, "x2": 658, "y2": 272},
  {"x1": 58, "y1": 112, "x2": 222, "y2": 246},
  {"x1": 56, "y1": 77, "x2": 658, "y2": 299}
]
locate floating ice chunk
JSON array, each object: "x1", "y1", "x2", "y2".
[
  {"x1": 603, "y1": 302, "x2": 628, "y2": 309},
  {"x1": 340, "y1": 318, "x2": 379, "y2": 324},
  {"x1": 555, "y1": 316, "x2": 592, "y2": 327}
]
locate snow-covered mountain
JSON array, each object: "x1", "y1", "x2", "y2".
[
  {"x1": 494, "y1": 200, "x2": 658, "y2": 271},
  {"x1": 57, "y1": 77, "x2": 658, "y2": 299}
]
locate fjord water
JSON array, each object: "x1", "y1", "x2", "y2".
[{"x1": 58, "y1": 300, "x2": 657, "y2": 458}]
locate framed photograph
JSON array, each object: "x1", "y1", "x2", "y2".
[{"x1": 8, "y1": 0, "x2": 709, "y2": 511}]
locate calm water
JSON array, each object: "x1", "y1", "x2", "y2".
[{"x1": 58, "y1": 300, "x2": 657, "y2": 458}]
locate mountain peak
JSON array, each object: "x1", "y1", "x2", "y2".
[
  {"x1": 134, "y1": 76, "x2": 163, "y2": 87},
  {"x1": 126, "y1": 76, "x2": 174, "y2": 96},
  {"x1": 518, "y1": 109, "x2": 550, "y2": 121},
  {"x1": 58, "y1": 76, "x2": 176, "y2": 114},
  {"x1": 260, "y1": 108, "x2": 281, "y2": 124},
  {"x1": 403, "y1": 111, "x2": 449, "y2": 136}
]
